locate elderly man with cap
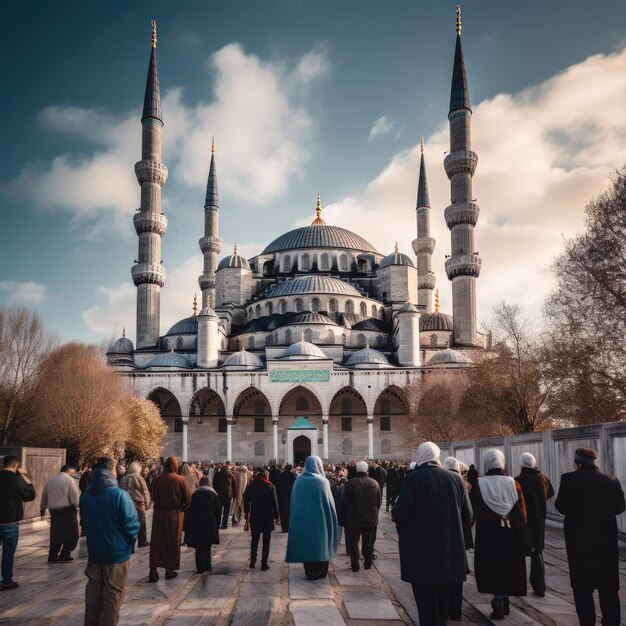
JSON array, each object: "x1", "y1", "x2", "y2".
[
  {"x1": 342, "y1": 460, "x2": 381, "y2": 572},
  {"x1": 556, "y1": 447, "x2": 625, "y2": 626},
  {"x1": 393, "y1": 442, "x2": 472, "y2": 626},
  {"x1": 514, "y1": 453, "x2": 554, "y2": 597}
]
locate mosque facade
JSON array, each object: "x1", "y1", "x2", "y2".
[{"x1": 107, "y1": 9, "x2": 485, "y2": 463}]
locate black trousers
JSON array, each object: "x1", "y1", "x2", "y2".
[
  {"x1": 386, "y1": 487, "x2": 397, "y2": 511},
  {"x1": 529, "y1": 551, "x2": 546, "y2": 596},
  {"x1": 219, "y1": 497, "x2": 231, "y2": 529},
  {"x1": 448, "y1": 581, "x2": 463, "y2": 620},
  {"x1": 347, "y1": 526, "x2": 375, "y2": 568},
  {"x1": 250, "y1": 530, "x2": 271, "y2": 565},
  {"x1": 572, "y1": 585, "x2": 621, "y2": 626},
  {"x1": 195, "y1": 546, "x2": 212, "y2": 573},
  {"x1": 303, "y1": 561, "x2": 329, "y2": 580},
  {"x1": 411, "y1": 582, "x2": 452, "y2": 626}
]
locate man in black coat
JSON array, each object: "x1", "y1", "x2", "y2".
[
  {"x1": 342, "y1": 461, "x2": 381, "y2": 572},
  {"x1": 515, "y1": 452, "x2": 554, "y2": 597},
  {"x1": 555, "y1": 447, "x2": 625, "y2": 626},
  {"x1": 244, "y1": 470, "x2": 279, "y2": 571},
  {"x1": 212, "y1": 463, "x2": 237, "y2": 529},
  {"x1": 392, "y1": 442, "x2": 472, "y2": 626},
  {"x1": 277, "y1": 465, "x2": 296, "y2": 532},
  {"x1": 385, "y1": 464, "x2": 400, "y2": 512}
]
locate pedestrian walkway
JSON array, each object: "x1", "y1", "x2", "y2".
[{"x1": 1, "y1": 510, "x2": 624, "y2": 625}]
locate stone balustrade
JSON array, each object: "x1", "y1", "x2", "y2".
[
  {"x1": 444, "y1": 149, "x2": 478, "y2": 178},
  {"x1": 445, "y1": 253, "x2": 482, "y2": 279},
  {"x1": 131, "y1": 262, "x2": 167, "y2": 286},
  {"x1": 199, "y1": 235, "x2": 223, "y2": 255},
  {"x1": 133, "y1": 211, "x2": 168, "y2": 236},
  {"x1": 444, "y1": 201, "x2": 480, "y2": 228},
  {"x1": 134, "y1": 159, "x2": 168, "y2": 186}
]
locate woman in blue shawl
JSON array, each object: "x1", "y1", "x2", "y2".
[{"x1": 286, "y1": 455, "x2": 338, "y2": 580}]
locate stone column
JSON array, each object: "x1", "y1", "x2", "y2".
[
  {"x1": 226, "y1": 417, "x2": 234, "y2": 461},
  {"x1": 323, "y1": 418, "x2": 329, "y2": 460},
  {"x1": 182, "y1": 419, "x2": 188, "y2": 462},
  {"x1": 367, "y1": 417, "x2": 374, "y2": 459},
  {"x1": 272, "y1": 418, "x2": 278, "y2": 461}
]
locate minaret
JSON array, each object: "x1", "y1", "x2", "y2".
[
  {"x1": 444, "y1": 5, "x2": 481, "y2": 346},
  {"x1": 412, "y1": 136, "x2": 436, "y2": 313},
  {"x1": 132, "y1": 20, "x2": 168, "y2": 349},
  {"x1": 198, "y1": 137, "x2": 222, "y2": 309}
]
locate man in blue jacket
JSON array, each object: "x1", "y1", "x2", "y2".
[{"x1": 80, "y1": 457, "x2": 140, "y2": 626}]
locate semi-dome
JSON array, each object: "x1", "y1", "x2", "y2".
[
  {"x1": 165, "y1": 316, "x2": 198, "y2": 336},
  {"x1": 291, "y1": 312, "x2": 338, "y2": 326},
  {"x1": 222, "y1": 349, "x2": 263, "y2": 369},
  {"x1": 262, "y1": 225, "x2": 380, "y2": 255},
  {"x1": 420, "y1": 311, "x2": 454, "y2": 332},
  {"x1": 142, "y1": 352, "x2": 193, "y2": 369},
  {"x1": 345, "y1": 347, "x2": 389, "y2": 367},
  {"x1": 379, "y1": 250, "x2": 415, "y2": 269},
  {"x1": 107, "y1": 336, "x2": 134, "y2": 355},
  {"x1": 217, "y1": 253, "x2": 250, "y2": 271},
  {"x1": 427, "y1": 348, "x2": 471, "y2": 367},
  {"x1": 266, "y1": 275, "x2": 362, "y2": 298},
  {"x1": 281, "y1": 341, "x2": 327, "y2": 359}
]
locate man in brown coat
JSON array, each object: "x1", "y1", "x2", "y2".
[{"x1": 148, "y1": 456, "x2": 191, "y2": 582}]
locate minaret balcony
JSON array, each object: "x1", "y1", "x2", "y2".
[
  {"x1": 198, "y1": 275, "x2": 216, "y2": 291},
  {"x1": 444, "y1": 201, "x2": 480, "y2": 228},
  {"x1": 199, "y1": 236, "x2": 223, "y2": 255},
  {"x1": 131, "y1": 262, "x2": 166, "y2": 287},
  {"x1": 134, "y1": 160, "x2": 168, "y2": 186},
  {"x1": 412, "y1": 236, "x2": 436, "y2": 255},
  {"x1": 445, "y1": 254, "x2": 481, "y2": 279},
  {"x1": 418, "y1": 272, "x2": 436, "y2": 290},
  {"x1": 133, "y1": 212, "x2": 168, "y2": 236},
  {"x1": 444, "y1": 150, "x2": 478, "y2": 178}
]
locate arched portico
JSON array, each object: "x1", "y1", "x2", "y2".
[
  {"x1": 279, "y1": 386, "x2": 323, "y2": 462},
  {"x1": 374, "y1": 385, "x2": 410, "y2": 460},
  {"x1": 188, "y1": 388, "x2": 226, "y2": 461},
  {"x1": 329, "y1": 386, "x2": 369, "y2": 459},
  {"x1": 233, "y1": 387, "x2": 272, "y2": 462},
  {"x1": 147, "y1": 387, "x2": 182, "y2": 459}
]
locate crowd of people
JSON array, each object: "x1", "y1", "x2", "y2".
[{"x1": 0, "y1": 446, "x2": 624, "y2": 626}]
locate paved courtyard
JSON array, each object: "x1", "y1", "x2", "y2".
[{"x1": 1, "y1": 510, "x2": 625, "y2": 625}]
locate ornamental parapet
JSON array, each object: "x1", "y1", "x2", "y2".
[
  {"x1": 412, "y1": 236, "x2": 436, "y2": 255},
  {"x1": 445, "y1": 254, "x2": 482, "y2": 279},
  {"x1": 199, "y1": 236, "x2": 223, "y2": 255},
  {"x1": 133, "y1": 212, "x2": 168, "y2": 236},
  {"x1": 131, "y1": 262, "x2": 166, "y2": 287},
  {"x1": 444, "y1": 150, "x2": 478, "y2": 178},
  {"x1": 134, "y1": 160, "x2": 168, "y2": 186},
  {"x1": 198, "y1": 275, "x2": 216, "y2": 291},
  {"x1": 418, "y1": 272, "x2": 436, "y2": 290},
  {"x1": 444, "y1": 201, "x2": 480, "y2": 228}
]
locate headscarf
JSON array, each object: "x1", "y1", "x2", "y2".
[
  {"x1": 483, "y1": 449, "x2": 505, "y2": 473},
  {"x1": 478, "y1": 449, "x2": 517, "y2": 516},
  {"x1": 164, "y1": 456, "x2": 179, "y2": 474},
  {"x1": 443, "y1": 456, "x2": 461, "y2": 473},
  {"x1": 415, "y1": 442, "x2": 442, "y2": 467},
  {"x1": 520, "y1": 453, "x2": 537, "y2": 469}
]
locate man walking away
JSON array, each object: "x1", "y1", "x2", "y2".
[
  {"x1": 514, "y1": 453, "x2": 554, "y2": 597},
  {"x1": 213, "y1": 462, "x2": 237, "y2": 529},
  {"x1": 0, "y1": 455, "x2": 36, "y2": 591},
  {"x1": 119, "y1": 462, "x2": 152, "y2": 549},
  {"x1": 342, "y1": 461, "x2": 381, "y2": 572},
  {"x1": 393, "y1": 442, "x2": 472, "y2": 626},
  {"x1": 80, "y1": 457, "x2": 140, "y2": 626},
  {"x1": 385, "y1": 464, "x2": 400, "y2": 512},
  {"x1": 555, "y1": 447, "x2": 625, "y2": 626},
  {"x1": 41, "y1": 464, "x2": 81, "y2": 563}
]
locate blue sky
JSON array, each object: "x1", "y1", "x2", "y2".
[{"x1": 1, "y1": 0, "x2": 626, "y2": 343}]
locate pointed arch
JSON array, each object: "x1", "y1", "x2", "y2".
[
  {"x1": 329, "y1": 386, "x2": 367, "y2": 417},
  {"x1": 277, "y1": 384, "x2": 323, "y2": 419},
  {"x1": 147, "y1": 387, "x2": 183, "y2": 433}
]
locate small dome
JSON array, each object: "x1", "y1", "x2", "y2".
[
  {"x1": 427, "y1": 348, "x2": 471, "y2": 367},
  {"x1": 107, "y1": 336, "x2": 134, "y2": 355},
  {"x1": 282, "y1": 341, "x2": 327, "y2": 359},
  {"x1": 399, "y1": 302, "x2": 419, "y2": 313},
  {"x1": 266, "y1": 276, "x2": 362, "y2": 298},
  {"x1": 345, "y1": 347, "x2": 389, "y2": 367},
  {"x1": 165, "y1": 316, "x2": 198, "y2": 336},
  {"x1": 217, "y1": 253, "x2": 250, "y2": 271},
  {"x1": 379, "y1": 251, "x2": 415, "y2": 269},
  {"x1": 222, "y1": 350, "x2": 263, "y2": 369},
  {"x1": 291, "y1": 312, "x2": 337, "y2": 326},
  {"x1": 420, "y1": 311, "x2": 454, "y2": 331},
  {"x1": 142, "y1": 353, "x2": 193, "y2": 369}
]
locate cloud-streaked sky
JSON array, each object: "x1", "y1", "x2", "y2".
[{"x1": 1, "y1": 1, "x2": 626, "y2": 343}]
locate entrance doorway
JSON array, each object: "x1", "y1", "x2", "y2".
[{"x1": 293, "y1": 435, "x2": 311, "y2": 466}]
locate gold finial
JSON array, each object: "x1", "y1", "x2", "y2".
[
  {"x1": 193, "y1": 294, "x2": 198, "y2": 316},
  {"x1": 311, "y1": 192, "x2": 326, "y2": 226},
  {"x1": 365, "y1": 343, "x2": 370, "y2": 349},
  {"x1": 420, "y1": 135, "x2": 424, "y2": 154},
  {"x1": 211, "y1": 136, "x2": 215, "y2": 155},
  {"x1": 394, "y1": 241, "x2": 399, "y2": 254},
  {"x1": 435, "y1": 288, "x2": 440, "y2": 313},
  {"x1": 233, "y1": 242, "x2": 237, "y2": 255},
  {"x1": 456, "y1": 5, "x2": 462, "y2": 36},
  {"x1": 151, "y1": 19, "x2": 157, "y2": 48},
  {"x1": 122, "y1": 327, "x2": 126, "y2": 338}
]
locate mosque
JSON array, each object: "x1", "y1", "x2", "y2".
[{"x1": 107, "y1": 8, "x2": 485, "y2": 463}]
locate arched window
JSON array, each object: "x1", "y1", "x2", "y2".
[
  {"x1": 161, "y1": 338, "x2": 169, "y2": 350},
  {"x1": 285, "y1": 329, "x2": 292, "y2": 344},
  {"x1": 295, "y1": 298, "x2": 304, "y2": 313},
  {"x1": 255, "y1": 304, "x2": 261, "y2": 318},
  {"x1": 328, "y1": 298, "x2": 337, "y2": 313},
  {"x1": 357, "y1": 333, "x2": 367, "y2": 347},
  {"x1": 371, "y1": 305, "x2": 377, "y2": 318},
  {"x1": 311, "y1": 297, "x2": 320, "y2": 313},
  {"x1": 282, "y1": 255, "x2": 291, "y2": 273},
  {"x1": 430, "y1": 334, "x2": 438, "y2": 346},
  {"x1": 340, "y1": 254, "x2": 348, "y2": 271},
  {"x1": 266, "y1": 301, "x2": 273, "y2": 315},
  {"x1": 345, "y1": 300, "x2": 354, "y2": 314},
  {"x1": 265, "y1": 334, "x2": 272, "y2": 346},
  {"x1": 301, "y1": 254, "x2": 310, "y2": 271},
  {"x1": 360, "y1": 302, "x2": 367, "y2": 317},
  {"x1": 381, "y1": 439, "x2": 392, "y2": 455},
  {"x1": 303, "y1": 328, "x2": 313, "y2": 343},
  {"x1": 295, "y1": 396, "x2": 309, "y2": 412},
  {"x1": 279, "y1": 300, "x2": 287, "y2": 314},
  {"x1": 341, "y1": 398, "x2": 352, "y2": 414},
  {"x1": 254, "y1": 440, "x2": 265, "y2": 457},
  {"x1": 342, "y1": 438, "x2": 353, "y2": 456},
  {"x1": 376, "y1": 334, "x2": 385, "y2": 347},
  {"x1": 247, "y1": 336, "x2": 255, "y2": 349},
  {"x1": 342, "y1": 333, "x2": 347, "y2": 345},
  {"x1": 175, "y1": 337, "x2": 184, "y2": 350},
  {"x1": 320, "y1": 253, "x2": 329, "y2": 270},
  {"x1": 217, "y1": 440, "x2": 227, "y2": 458}
]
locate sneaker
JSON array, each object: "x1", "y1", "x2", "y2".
[{"x1": 0, "y1": 581, "x2": 18, "y2": 591}]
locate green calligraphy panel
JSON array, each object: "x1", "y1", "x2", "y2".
[{"x1": 269, "y1": 369, "x2": 330, "y2": 383}]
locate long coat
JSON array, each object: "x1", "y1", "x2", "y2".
[
  {"x1": 392, "y1": 463, "x2": 472, "y2": 585},
  {"x1": 277, "y1": 469, "x2": 297, "y2": 531},
  {"x1": 213, "y1": 468, "x2": 237, "y2": 500},
  {"x1": 183, "y1": 488, "x2": 221, "y2": 549},
  {"x1": 514, "y1": 467, "x2": 554, "y2": 552},
  {"x1": 244, "y1": 479, "x2": 279, "y2": 534},
  {"x1": 470, "y1": 473, "x2": 527, "y2": 596},
  {"x1": 150, "y1": 471, "x2": 191, "y2": 570},
  {"x1": 342, "y1": 475, "x2": 381, "y2": 529},
  {"x1": 555, "y1": 465, "x2": 625, "y2": 590}
]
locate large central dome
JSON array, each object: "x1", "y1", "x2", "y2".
[{"x1": 262, "y1": 225, "x2": 380, "y2": 255}]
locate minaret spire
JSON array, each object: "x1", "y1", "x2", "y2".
[
  {"x1": 311, "y1": 192, "x2": 326, "y2": 226},
  {"x1": 444, "y1": 4, "x2": 481, "y2": 345},
  {"x1": 132, "y1": 19, "x2": 168, "y2": 349},
  {"x1": 412, "y1": 136, "x2": 436, "y2": 313},
  {"x1": 198, "y1": 138, "x2": 223, "y2": 308}
]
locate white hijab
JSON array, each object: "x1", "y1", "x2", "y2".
[
  {"x1": 416, "y1": 442, "x2": 442, "y2": 467},
  {"x1": 479, "y1": 449, "x2": 518, "y2": 516},
  {"x1": 443, "y1": 456, "x2": 461, "y2": 473}
]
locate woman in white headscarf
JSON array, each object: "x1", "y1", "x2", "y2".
[{"x1": 470, "y1": 449, "x2": 528, "y2": 620}]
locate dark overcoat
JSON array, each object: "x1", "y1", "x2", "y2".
[
  {"x1": 342, "y1": 475, "x2": 381, "y2": 529},
  {"x1": 183, "y1": 488, "x2": 221, "y2": 549},
  {"x1": 213, "y1": 468, "x2": 236, "y2": 500},
  {"x1": 244, "y1": 479, "x2": 279, "y2": 534},
  {"x1": 514, "y1": 467, "x2": 554, "y2": 552},
  {"x1": 277, "y1": 470, "x2": 296, "y2": 531},
  {"x1": 392, "y1": 463, "x2": 472, "y2": 585},
  {"x1": 555, "y1": 465, "x2": 625, "y2": 590}
]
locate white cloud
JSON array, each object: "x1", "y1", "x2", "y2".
[
  {"x1": 6, "y1": 43, "x2": 331, "y2": 238},
  {"x1": 368, "y1": 115, "x2": 397, "y2": 141},
  {"x1": 0, "y1": 280, "x2": 47, "y2": 306}
]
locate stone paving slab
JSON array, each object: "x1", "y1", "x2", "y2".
[
  {"x1": 475, "y1": 603, "x2": 543, "y2": 625},
  {"x1": 290, "y1": 599, "x2": 346, "y2": 626},
  {"x1": 343, "y1": 589, "x2": 400, "y2": 620},
  {"x1": 288, "y1": 570, "x2": 333, "y2": 599}
]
